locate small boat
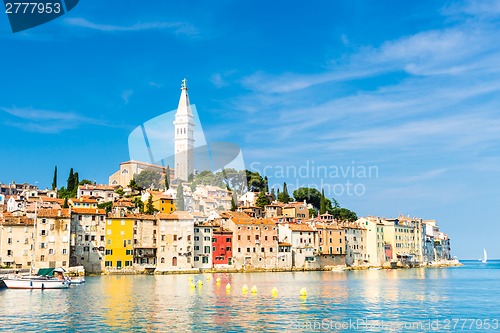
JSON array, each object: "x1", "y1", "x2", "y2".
[
  {"x1": 3, "y1": 273, "x2": 70, "y2": 289},
  {"x1": 331, "y1": 265, "x2": 347, "y2": 272},
  {"x1": 369, "y1": 267, "x2": 381, "y2": 270},
  {"x1": 482, "y1": 248, "x2": 488, "y2": 263},
  {"x1": 68, "y1": 277, "x2": 85, "y2": 285}
]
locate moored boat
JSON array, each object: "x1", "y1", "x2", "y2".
[{"x1": 3, "y1": 276, "x2": 70, "y2": 289}]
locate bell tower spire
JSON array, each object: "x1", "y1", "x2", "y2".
[{"x1": 173, "y1": 78, "x2": 195, "y2": 181}]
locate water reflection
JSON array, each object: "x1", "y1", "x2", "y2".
[{"x1": 1, "y1": 264, "x2": 500, "y2": 332}]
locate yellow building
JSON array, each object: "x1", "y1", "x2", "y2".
[
  {"x1": 104, "y1": 217, "x2": 134, "y2": 270},
  {"x1": 144, "y1": 190, "x2": 176, "y2": 214}
]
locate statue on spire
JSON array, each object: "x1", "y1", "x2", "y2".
[{"x1": 181, "y1": 78, "x2": 187, "y2": 89}]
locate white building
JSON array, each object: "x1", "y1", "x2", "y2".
[{"x1": 173, "y1": 79, "x2": 195, "y2": 181}]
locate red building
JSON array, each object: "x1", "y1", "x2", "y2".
[{"x1": 212, "y1": 228, "x2": 233, "y2": 266}]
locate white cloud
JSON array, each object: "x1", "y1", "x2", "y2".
[
  {"x1": 121, "y1": 89, "x2": 133, "y2": 104},
  {"x1": 0, "y1": 106, "x2": 107, "y2": 133},
  {"x1": 64, "y1": 18, "x2": 199, "y2": 37}
]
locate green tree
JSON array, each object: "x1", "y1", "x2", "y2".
[
  {"x1": 165, "y1": 166, "x2": 170, "y2": 190},
  {"x1": 255, "y1": 189, "x2": 270, "y2": 208},
  {"x1": 132, "y1": 197, "x2": 144, "y2": 213},
  {"x1": 270, "y1": 188, "x2": 276, "y2": 201},
  {"x1": 231, "y1": 195, "x2": 238, "y2": 212},
  {"x1": 145, "y1": 195, "x2": 157, "y2": 215},
  {"x1": 246, "y1": 170, "x2": 266, "y2": 192},
  {"x1": 176, "y1": 185, "x2": 185, "y2": 211},
  {"x1": 278, "y1": 182, "x2": 290, "y2": 203},
  {"x1": 332, "y1": 207, "x2": 357, "y2": 223},
  {"x1": 98, "y1": 201, "x2": 113, "y2": 214},
  {"x1": 134, "y1": 170, "x2": 162, "y2": 190},
  {"x1": 309, "y1": 208, "x2": 317, "y2": 218},
  {"x1": 62, "y1": 197, "x2": 69, "y2": 208},
  {"x1": 52, "y1": 166, "x2": 57, "y2": 190},
  {"x1": 115, "y1": 188, "x2": 125, "y2": 196},
  {"x1": 293, "y1": 187, "x2": 322, "y2": 208},
  {"x1": 264, "y1": 176, "x2": 269, "y2": 193},
  {"x1": 320, "y1": 189, "x2": 326, "y2": 214},
  {"x1": 67, "y1": 168, "x2": 75, "y2": 193},
  {"x1": 129, "y1": 179, "x2": 141, "y2": 193},
  {"x1": 79, "y1": 179, "x2": 93, "y2": 186}
]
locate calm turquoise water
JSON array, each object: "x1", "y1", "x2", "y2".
[{"x1": 1, "y1": 261, "x2": 500, "y2": 332}]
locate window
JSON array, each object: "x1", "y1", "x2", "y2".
[
  {"x1": 105, "y1": 249, "x2": 113, "y2": 255},
  {"x1": 269, "y1": 248, "x2": 273, "y2": 252},
  {"x1": 41, "y1": 230, "x2": 47, "y2": 236},
  {"x1": 204, "y1": 228, "x2": 210, "y2": 233},
  {"x1": 194, "y1": 236, "x2": 199, "y2": 241},
  {"x1": 238, "y1": 248, "x2": 241, "y2": 253},
  {"x1": 194, "y1": 256, "x2": 200, "y2": 261},
  {"x1": 40, "y1": 255, "x2": 45, "y2": 261},
  {"x1": 194, "y1": 228, "x2": 199, "y2": 233},
  {"x1": 247, "y1": 235, "x2": 250, "y2": 241},
  {"x1": 7, "y1": 238, "x2": 12, "y2": 245},
  {"x1": 226, "y1": 238, "x2": 231, "y2": 243},
  {"x1": 204, "y1": 236, "x2": 210, "y2": 241},
  {"x1": 63, "y1": 249, "x2": 67, "y2": 255},
  {"x1": 212, "y1": 238, "x2": 216, "y2": 243},
  {"x1": 246, "y1": 247, "x2": 250, "y2": 253},
  {"x1": 194, "y1": 246, "x2": 200, "y2": 251},
  {"x1": 41, "y1": 219, "x2": 46, "y2": 224},
  {"x1": 202, "y1": 256, "x2": 209, "y2": 264},
  {"x1": 238, "y1": 235, "x2": 241, "y2": 241},
  {"x1": 7, "y1": 250, "x2": 12, "y2": 256},
  {"x1": 226, "y1": 247, "x2": 231, "y2": 251},
  {"x1": 40, "y1": 243, "x2": 46, "y2": 249},
  {"x1": 187, "y1": 235, "x2": 191, "y2": 241},
  {"x1": 173, "y1": 235, "x2": 177, "y2": 241},
  {"x1": 261, "y1": 248, "x2": 265, "y2": 252},
  {"x1": 204, "y1": 246, "x2": 210, "y2": 254}
]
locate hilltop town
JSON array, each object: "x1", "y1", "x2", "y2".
[
  {"x1": 0, "y1": 81, "x2": 456, "y2": 274},
  {"x1": 0, "y1": 173, "x2": 454, "y2": 274}
]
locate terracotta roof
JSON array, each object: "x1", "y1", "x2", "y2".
[
  {"x1": 71, "y1": 208, "x2": 106, "y2": 215},
  {"x1": 37, "y1": 208, "x2": 71, "y2": 218},
  {"x1": 278, "y1": 242, "x2": 292, "y2": 247},
  {"x1": 78, "y1": 184, "x2": 117, "y2": 191},
  {"x1": 225, "y1": 211, "x2": 276, "y2": 226},
  {"x1": 157, "y1": 211, "x2": 193, "y2": 220},
  {"x1": 1, "y1": 215, "x2": 34, "y2": 226},
  {"x1": 70, "y1": 196, "x2": 98, "y2": 204},
  {"x1": 39, "y1": 196, "x2": 65, "y2": 204},
  {"x1": 286, "y1": 223, "x2": 316, "y2": 232}
]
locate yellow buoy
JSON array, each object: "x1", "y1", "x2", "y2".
[
  {"x1": 242, "y1": 284, "x2": 248, "y2": 293},
  {"x1": 198, "y1": 280, "x2": 203, "y2": 286},
  {"x1": 271, "y1": 287, "x2": 278, "y2": 297},
  {"x1": 216, "y1": 277, "x2": 221, "y2": 284},
  {"x1": 206, "y1": 275, "x2": 211, "y2": 281},
  {"x1": 251, "y1": 285, "x2": 258, "y2": 294},
  {"x1": 188, "y1": 277, "x2": 193, "y2": 282},
  {"x1": 225, "y1": 283, "x2": 231, "y2": 290},
  {"x1": 189, "y1": 283, "x2": 196, "y2": 289},
  {"x1": 300, "y1": 288, "x2": 307, "y2": 297}
]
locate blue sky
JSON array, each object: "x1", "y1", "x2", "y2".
[{"x1": 1, "y1": 0, "x2": 500, "y2": 259}]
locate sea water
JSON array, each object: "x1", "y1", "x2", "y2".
[{"x1": 1, "y1": 261, "x2": 499, "y2": 332}]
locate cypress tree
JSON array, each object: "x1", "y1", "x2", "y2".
[
  {"x1": 320, "y1": 188, "x2": 326, "y2": 214},
  {"x1": 176, "y1": 185, "x2": 185, "y2": 211},
  {"x1": 67, "y1": 168, "x2": 74, "y2": 192},
  {"x1": 52, "y1": 166, "x2": 57, "y2": 190},
  {"x1": 165, "y1": 166, "x2": 170, "y2": 191}
]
